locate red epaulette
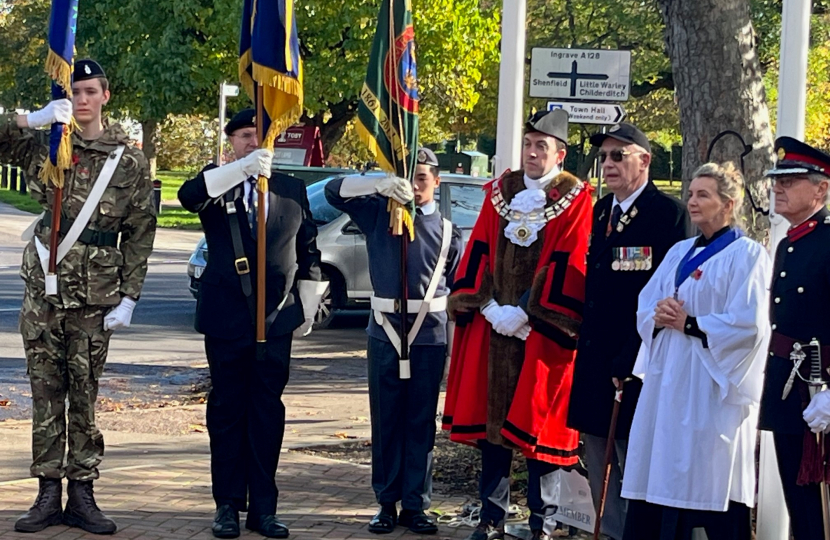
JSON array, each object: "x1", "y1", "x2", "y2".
[{"x1": 787, "y1": 220, "x2": 818, "y2": 243}]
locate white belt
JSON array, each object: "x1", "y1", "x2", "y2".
[{"x1": 370, "y1": 295, "x2": 448, "y2": 314}]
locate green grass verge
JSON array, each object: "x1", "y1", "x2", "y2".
[
  {"x1": 157, "y1": 170, "x2": 192, "y2": 202},
  {"x1": 156, "y1": 204, "x2": 202, "y2": 230},
  {"x1": 0, "y1": 189, "x2": 41, "y2": 214}
]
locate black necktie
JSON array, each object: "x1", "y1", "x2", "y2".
[
  {"x1": 416, "y1": 207, "x2": 424, "y2": 216},
  {"x1": 608, "y1": 204, "x2": 623, "y2": 236}
]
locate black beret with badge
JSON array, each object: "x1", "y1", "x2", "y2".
[
  {"x1": 72, "y1": 59, "x2": 106, "y2": 83},
  {"x1": 525, "y1": 109, "x2": 569, "y2": 144},
  {"x1": 417, "y1": 147, "x2": 439, "y2": 167},
  {"x1": 224, "y1": 108, "x2": 257, "y2": 136},
  {"x1": 590, "y1": 122, "x2": 651, "y2": 154},
  {"x1": 766, "y1": 136, "x2": 830, "y2": 178}
]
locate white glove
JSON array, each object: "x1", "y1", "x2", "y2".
[
  {"x1": 376, "y1": 175, "x2": 414, "y2": 204},
  {"x1": 804, "y1": 390, "x2": 830, "y2": 434},
  {"x1": 103, "y1": 296, "x2": 137, "y2": 332},
  {"x1": 480, "y1": 299, "x2": 502, "y2": 327},
  {"x1": 204, "y1": 149, "x2": 273, "y2": 197},
  {"x1": 26, "y1": 99, "x2": 73, "y2": 129},
  {"x1": 493, "y1": 305, "x2": 529, "y2": 337},
  {"x1": 293, "y1": 280, "x2": 329, "y2": 338},
  {"x1": 514, "y1": 323, "x2": 531, "y2": 341}
]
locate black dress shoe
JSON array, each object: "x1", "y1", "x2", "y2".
[
  {"x1": 367, "y1": 504, "x2": 397, "y2": 534},
  {"x1": 246, "y1": 514, "x2": 289, "y2": 538},
  {"x1": 212, "y1": 505, "x2": 240, "y2": 539},
  {"x1": 398, "y1": 510, "x2": 438, "y2": 535}
]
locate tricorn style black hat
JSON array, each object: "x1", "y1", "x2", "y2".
[
  {"x1": 72, "y1": 59, "x2": 106, "y2": 83},
  {"x1": 766, "y1": 136, "x2": 830, "y2": 178},
  {"x1": 417, "y1": 148, "x2": 439, "y2": 167},
  {"x1": 224, "y1": 108, "x2": 257, "y2": 136},
  {"x1": 590, "y1": 123, "x2": 651, "y2": 154},
  {"x1": 525, "y1": 109, "x2": 569, "y2": 144}
]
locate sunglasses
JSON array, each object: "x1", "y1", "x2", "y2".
[{"x1": 598, "y1": 150, "x2": 640, "y2": 163}]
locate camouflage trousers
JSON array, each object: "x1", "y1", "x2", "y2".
[{"x1": 20, "y1": 293, "x2": 112, "y2": 481}]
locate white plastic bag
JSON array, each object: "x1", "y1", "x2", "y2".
[{"x1": 547, "y1": 468, "x2": 596, "y2": 533}]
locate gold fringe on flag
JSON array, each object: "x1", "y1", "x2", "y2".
[{"x1": 39, "y1": 48, "x2": 75, "y2": 188}]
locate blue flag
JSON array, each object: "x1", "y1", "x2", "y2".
[
  {"x1": 41, "y1": 0, "x2": 78, "y2": 188},
  {"x1": 239, "y1": 0, "x2": 303, "y2": 146}
]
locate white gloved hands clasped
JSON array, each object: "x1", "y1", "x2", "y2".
[
  {"x1": 203, "y1": 148, "x2": 274, "y2": 198},
  {"x1": 804, "y1": 389, "x2": 830, "y2": 434},
  {"x1": 375, "y1": 175, "x2": 414, "y2": 205},
  {"x1": 103, "y1": 296, "x2": 137, "y2": 332},
  {"x1": 480, "y1": 300, "x2": 531, "y2": 341},
  {"x1": 26, "y1": 99, "x2": 73, "y2": 129},
  {"x1": 293, "y1": 280, "x2": 330, "y2": 339}
]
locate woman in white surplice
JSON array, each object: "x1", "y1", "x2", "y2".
[{"x1": 621, "y1": 162, "x2": 771, "y2": 540}]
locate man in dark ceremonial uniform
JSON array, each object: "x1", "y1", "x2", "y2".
[
  {"x1": 759, "y1": 137, "x2": 830, "y2": 540},
  {"x1": 178, "y1": 109, "x2": 326, "y2": 539},
  {"x1": 566, "y1": 123, "x2": 688, "y2": 540}
]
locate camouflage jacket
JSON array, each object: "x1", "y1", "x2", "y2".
[{"x1": 0, "y1": 115, "x2": 156, "y2": 313}]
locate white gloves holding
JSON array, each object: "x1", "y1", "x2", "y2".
[
  {"x1": 26, "y1": 99, "x2": 73, "y2": 129},
  {"x1": 294, "y1": 280, "x2": 330, "y2": 338},
  {"x1": 204, "y1": 149, "x2": 273, "y2": 197},
  {"x1": 104, "y1": 296, "x2": 137, "y2": 332},
  {"x1": 339, "y1": 174, "x2": 413, "y2": 205},
  {"x1": 804, "y1": 389, "x2": 830, "y2": 434},
  {"x1": 480, "y1": 300, "x2": 531, "y2": 340}
]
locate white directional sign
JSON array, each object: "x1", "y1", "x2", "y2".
[
  {"x1": 530, "y1": 48, "x2": 632, "y2": 101},
  {"x1": 547, "y1": 101, "x2": 626, "y2": 125}
]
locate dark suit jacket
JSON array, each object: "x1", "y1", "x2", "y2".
[
  {"x1": 567, "y1": 182, "x2": 688, "y2": 438},
  {"x1": 178, "y1": 165, "x2": 322, "y2": 340}
]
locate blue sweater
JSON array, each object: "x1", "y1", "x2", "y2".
[{"x1": 325, "y1": 177, "x2": 463, "y2": 345}]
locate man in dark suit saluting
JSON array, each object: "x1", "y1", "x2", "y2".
[
  {"x1": 178, "y1": 109, "x2": 326, "y2": 539},
  {"x1": 567, "y1": 123, "x2": 688, "y2": 540}
]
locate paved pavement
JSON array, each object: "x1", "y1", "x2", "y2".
[{"x1": 0, "y1": 201, "x2": 479, "y2": 539}]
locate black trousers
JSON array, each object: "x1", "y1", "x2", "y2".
[
  {"x1": 773, "y1": 432, "x2": 826, "y2": 540},
  {"x1": 479, "y1": 440, "x2": 558, "y2": 533},
  {"x1": 205, "y1": 333, "x2": 291, "y2": 517},
  {"x1": 622, "y1": 499, "x2": 751, "y2": 540},
  {"x1": 367, "y1": 337, "x2": 446, "y2": 511}
]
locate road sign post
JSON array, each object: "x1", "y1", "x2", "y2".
[
  {"x1": 546, "y1": 101, "x2": 625, "y2": 125},
  {"x1": 530, "y1": 48, "x2": 632, "y2": 101}
]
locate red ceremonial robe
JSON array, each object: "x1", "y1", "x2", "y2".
[{"x1": 442, "y1": 170, "x2": 592, "y2": 465}]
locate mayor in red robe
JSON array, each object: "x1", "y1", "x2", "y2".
[{"x1": 442, "y1": 110, "x2": 592, "y2": 540}]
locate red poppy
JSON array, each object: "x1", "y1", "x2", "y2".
[
  {"x1": 71, "y1": 154, "x2": 79, "y2": 165},
  {"x1": 692, "y1": 269, "x2": 703, "y2": 280}
]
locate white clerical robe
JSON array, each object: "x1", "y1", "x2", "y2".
[{"x1": 621, "y1": 235, "x2": 772, "y2": 511}]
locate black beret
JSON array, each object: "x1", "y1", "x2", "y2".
[
  {"x1": 767, "y1": 136, "x2": 830, "y2": 178},
  {"x1": 590, "y1": 123, "x2": 651, "y2": 154},
  {"x1": 72, "y1": 59, "x2": 106, "y2": 83},
  {"x1": 417, "y1": 148, "x2": 439, "y2": 167},
  {"x1": 224, "y1": 108, "x2": 257, "y2": 136},
  {"x1": 525, "y1": 109, "x2": 569, "y2": 144}
]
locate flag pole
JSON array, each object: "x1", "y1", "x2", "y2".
[{"x1": 256, "y1": 86, "x2": 267, "y2": 345}]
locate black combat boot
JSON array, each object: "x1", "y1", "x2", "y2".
[
  {"x1": 14, "y1": 477, "x2": 63, "y2": 532},
  {"x1": 63, "y1": 479, "x2": 117, "y2": 534}
]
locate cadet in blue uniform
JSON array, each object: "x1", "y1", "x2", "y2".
[
  {"x1": 758, "y1": 137, "x2": 830, "y2": 540},
  {"x1": 325, "y1": 149, "x2": 463, "y2": 535},
  {"x1": 178, "y1": 110, "x2": 326, "y2": 539}
]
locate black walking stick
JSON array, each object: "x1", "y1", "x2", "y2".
[{"x1": 593, "y1": 382, "x2": 624, "y2": 540}]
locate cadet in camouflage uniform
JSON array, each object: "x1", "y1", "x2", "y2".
[{"x1": 0, "y1": 60, "x2": 156, "y2": 535}]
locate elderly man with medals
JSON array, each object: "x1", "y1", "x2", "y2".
[
  {"x1": 758, "y1": 137, "x2": 830, "y2": 540},
  {"x1": 442, "y1": 109, "x2": 593, "y2": 540}
]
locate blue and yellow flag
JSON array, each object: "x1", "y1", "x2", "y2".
[
  {"x1": 40, "y1": 0, "x2": 78, "y2": 188},
  {"x1": 356, "y1": 0, "x2": 419, "y2": 239},
  {"x1": 239, "y1": 0, "x2": 303, "y2": 148}
]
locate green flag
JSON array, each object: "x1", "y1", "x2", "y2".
[{"x1": 356, "y1": 0, "x2": 420, "y2": 182}]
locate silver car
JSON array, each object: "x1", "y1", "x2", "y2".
[{"x1": 188, "y1": 172, "x2": 488, "y2": 328}]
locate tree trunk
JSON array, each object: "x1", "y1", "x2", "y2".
[
  {"x1": 657, "y1": 0, "x2": 774, "y2": 241},
  {"x1": 140, "y1": 118, "x2": 158, "y2": 179},
  {"x1": 302, "y1": 100, "x2": 359, "y2": 159}
]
